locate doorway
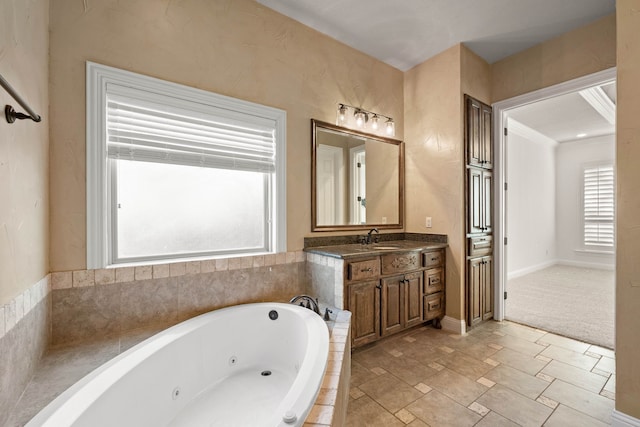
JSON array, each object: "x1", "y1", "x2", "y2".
[{"x1": 493, "y1": 68, "x2": 616, "y2": 349}]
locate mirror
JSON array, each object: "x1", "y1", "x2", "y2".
[{"x1": 312, "y1": 119, "x2": 404, "y2": 231}]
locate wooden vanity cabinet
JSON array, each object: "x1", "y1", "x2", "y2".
[{"x1": 345, "y1": 248, "x2": 445, "y2": 348}]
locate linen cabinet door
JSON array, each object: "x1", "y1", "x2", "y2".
[
  {"x1": 404, "y1": 272, "x2": 424, "y2": 328},
  {"x1": 348, "y1": 280, "x2": 380, "y2": 347},
  {"x1": 482, "y1": 256, "x2": 494, "y2": 321},
  {"x1": 467, "y1": 257, "x2": 483, "y2": 327},
  {"x1": 380, "y1": 276, "x2": 404, "y2": 337}
]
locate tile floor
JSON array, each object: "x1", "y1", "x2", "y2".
[{"x1": 346, "y1": 321, "x2": 615, "y2": 427}]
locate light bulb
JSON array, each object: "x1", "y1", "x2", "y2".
[
  {"x1": 385, "y1": 118, "x2": 395, "y2": 136},
  {"x1": 337, "y1": 104, "x2": 347, "y2": 125},
  {"x1": 371, "y1": 114, "x2": 379, "y2": 130},
  {"x1": 355, "y1": 111, "x2": 365, "y2": 128}
]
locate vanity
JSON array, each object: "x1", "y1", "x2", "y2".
[
  {"x1": 308, "y1": 119, "x2": 447, "y2": 348},
  {"x1": 305, "y1": 239, "x2": 447, "y2": 348}
]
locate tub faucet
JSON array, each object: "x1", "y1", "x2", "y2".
[{"x1": 289, "y1": 295, "x2": 321, "y2": 315}]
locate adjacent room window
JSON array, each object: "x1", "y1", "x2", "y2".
[
  {"x1": 86, "y1": 62, "x2": 286, "y2": 268},
  {"x1": 583, "y1": 164, "x2": 614, "y2": 248}
]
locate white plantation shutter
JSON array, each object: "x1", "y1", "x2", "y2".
[
  {"x1": 106, "y1": 93, "x2": 276, "y2": 173},
  {"x1": 583, "y1": 165, "x2": 614, "y2": 247}
]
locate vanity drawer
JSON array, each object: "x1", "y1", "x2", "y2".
[
  {"x1": 381, "y1": 252, "x2": 421, "y2": 275},
  {"x1": 348, "y1": 259, "x2": 380, "y2": 281},
  {"x1": 424, "y1": 267, "x2": 444, "y2": 294},
  {"x1": 423, "y1": 249, "x2": 444, "y2": 268},
  {"x1": 424, "y1": 292, "x2": 444, "y2": 320},
  {"x1": 469, "y1": 236, "x2": 493, "y2": 257}
]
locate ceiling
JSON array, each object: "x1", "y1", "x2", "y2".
[
  {"x1": 255, "y1": 0, "x2": 615, "y2": 71},
  {"x1": 508, "y1": 82, "x2": 616, "y2": 143}
]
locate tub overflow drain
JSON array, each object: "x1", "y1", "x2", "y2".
[
  {"x1": 261, "y1": 370, "x2": 272, "y2": 376},
  {"x1": 268, "y1": 310, "x2": 278, "y2": 320}
]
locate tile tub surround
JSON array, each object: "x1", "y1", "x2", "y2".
[
  {"x1": 0, "y1": 276, "x2": 50, "y2": 427},
  {"x1": 6, "y1": 307, "x2": 352, "y2": 427},
  {"x1": 50, "y1": 251, "x2": 308, "y2": 345}
]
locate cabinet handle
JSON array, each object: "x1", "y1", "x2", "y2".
[
  {"x1": 360, "y1": 267, "x2": 373, "y2": 273},
  {"x1": 376, "y1": 284, "x2": 382, "y2": 289},
  {"x1": 431, "y1": 257, "x2": 438, "y2": 261}
]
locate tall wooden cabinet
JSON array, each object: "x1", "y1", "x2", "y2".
[{"x1": 465, "y1": 94, "x2": 494, "y2": 329}]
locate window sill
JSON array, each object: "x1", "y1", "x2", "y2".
[{"x1": 574, "y1": 248, "x2": 615, "y2": 255}]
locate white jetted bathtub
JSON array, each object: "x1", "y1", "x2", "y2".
[{"x1": 27, "y1": 302, "x2": 330, "y2": 427}]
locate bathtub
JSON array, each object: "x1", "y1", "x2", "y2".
[{"x1": 27, "y1": 302, "x2": 330, "y2": 427}]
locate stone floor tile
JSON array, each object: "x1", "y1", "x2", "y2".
[
  {"x1": 370, "y1": 367, "x2": 387, "y2": 375},
  {"x1": 345, "y1": 395, "x2": 405, "y2": 427},
  {"x1": 474, "y1": 410, "x2": 520, "y2": 427},
  {"x1": 484, "y1": 358, "x2": 500, "y2": 367},
  {"x1": 406, "y1": 419, "x2": 430, "y2": 427},
  {"x1": 439, "y1": 346, "x2": 454, "y2": 353},
  {"x1": 483, "y1": 364, "x2": 550, "y2": 399},
  {"x1": 489, "y1": 334, "x2": 547, "y2": 357},
  {"x1": 600, "y1": 390, "x2": 615, "y2": 400},
  {"x1": 476, "y1": 384, "x2": 553, "y2": 427},
  {"x1": 394, "y1": 408, "x2": 416, "y2": 424},
  {"x1": 536, "y1": 372, "x2": 555, "y2": 382},
  {"x1": 436, "y1": 351, "x2": 493, "y2": 380},
  {"x1": 358, "y1": 373, "x2": 423, "y2": 414},
  {"x1": 587, "y1": 344, "x2": 615, "y2": 359},
  {"x1": 427, "y1": 362, "x2": 444, "y2": 371},
  {"x1": 541, "y1": 359, "x2": 608, "y2": 393},
  {"x1": 500, "y1": 322, "x2": 547, "y2": 342},
  {"x1": 406, "y1": 390, "x2": 482, "y2": 427},
  {"x1": 414, "y1": 383, "x2": 432, "y2": 394},
  {"x1": 488, "y1": 343, "x2": 503, "y2": 350},
  {"x1": 540, "y1": 345, "x2": 599, "y2": 371},
  {"x1": 604, "y1": 374, "x2": 615, "y2": 393},
  {"x1": 536, "y1": 332, "x2": 591, "y2": 353},
  {"x1": 467, "y1": 401, "x2": 490, "y2": 416},
  {"x1": 593, "y1": 356, "x2": 615, "y2": 375},
  {"x1": 542, "y1": 380, "x2": 614, "y2": 423},
  {"x1": 376, "y1": 354, "x2": 438, "y2": 386},
  {"x1": 477, "y1": 377, "x2": 495, "y2": 388},
  {"x1": 491, "y1": 348, "x2": 548, "y2": 375},
  {"x1": 535, "y1": 354, "x2": 552, "y2": 363},
  {"x1": 536, "y1": 395, "x2": 559, "y2": 409},
  {"x1": 424, "y1": 368, "x2": 488, "y2": 406},
  {"x1": 544, "y1": 404, "x2": 610, "y2": 427},
  {"x1": 349, "y1": 387, "x2": 365, "y2": 399},
  {"x1": 350, "y1": 361, "x2": 377, "y2": 387}
]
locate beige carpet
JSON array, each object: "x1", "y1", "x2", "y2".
[{"x1": 505, "y1": 264, "x2": 615, "y2": 349}]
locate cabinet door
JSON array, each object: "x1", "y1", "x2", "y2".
[
  {"x1": 404, "y1": 272, "x2": 423, "y2": 328},
  {"x1": 482, "y1": 170, "x2": 493, "y2": 234},
  {"x1": 467, "y1": 257, "x2": 483, "y2": 327},
  {"x1": 468, "y1": 167, "x2": 483, "y2": 234},
  {"x1": 481, "y1": 103, "x2": 493, "y2": 169},
  {"x1": 381, "y1": 276, "x2": 404, "y2": 336},
  {"x1": 482, "y1": 256, "x2": 494, "y2": 321},
  {"x1": 348, "y1": 280, "x2": 380, "y2": 347},
  {"x1": 466, "y1": 96, "x2": 483, "y2": 168}
]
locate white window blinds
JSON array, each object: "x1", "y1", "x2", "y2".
[
  {"x1": 584, "y1": 165, "x2": 614, "y2": 247},
  {"x1": 106, "y1": 93, "x2": 276, "y2": 173}
]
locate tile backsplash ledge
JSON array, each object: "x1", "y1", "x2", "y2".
[{"x1": 51, "y1": 251, "x2": 307, "y2": 290}]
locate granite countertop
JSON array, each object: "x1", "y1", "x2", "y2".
[{"x1": 304, "y1": 240, "x2": 448, "y2": 259}]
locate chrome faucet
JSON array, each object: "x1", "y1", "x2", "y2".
[
  {"x1": 361, "y1": 228, "x2": 379, "y2": 245},
  {"x1": 289, "y1": 295, "x2": 321, "y2": 315}
]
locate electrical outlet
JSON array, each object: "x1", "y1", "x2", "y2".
[
  {"x1": 381, "y1": 216, "x2": 387, "y2": 224},
  {"x1": 425, "y1": 217, "x2": 432, "y2": 228}
]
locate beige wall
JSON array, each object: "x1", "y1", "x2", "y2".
[
  {"x1": 404, "y1": 45, "x2": 465, "y2": 319},
  {"x1": 615, "y1": 0, "x2": 640, "y2": 418},
  {"x1": 48, "y1": 0, "x2": 404, "y2": 271},
  {"x1": 0, "y1": 0, "x2": 49, "y2": 305},
  {"x1": 492, "y1": 14, "x2": 616, "y2": 102}
]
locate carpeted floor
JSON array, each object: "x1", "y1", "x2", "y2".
[{"x1": 505, "y1": 264, "x2": 615, "y2": 349}]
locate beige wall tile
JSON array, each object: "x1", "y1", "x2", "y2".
[
  {"x1": 201, "y1": 260, "x2": 216, "y2": 273},
  {"x1": 152, "y1": 264, "x2": 170, "y2": 279},
  {"x1": 185, "y1": 261, "x2": 201, "y2": 275},
  {"x1": 215, "y1": 259, "x2": 228, "y2": 271},
  {"x1": 134, "y1": 266, "x2": 152, "y2": 281},
  {"x1": 115, "y1": 267, "x2": 135, "y2": 283},
  {"x1": 169, "y1": 263, "x2": 186, "y2": 277},
  {"x1": 95, "y1": 269, "x2": 115, "y2": 285},
  {"x1": 51, "y1": 272, "x2": 72, "y2": 290},
  {"x1": 72, "y1": 270, "x2": 95, "y2": 288}
]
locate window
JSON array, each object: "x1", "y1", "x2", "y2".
[
  {"x1": 87, "y1": 62, "x2": 286, "y2": 268},
  {"x1": 583, "y1": 164, "x2": 614, "y2": 248}
]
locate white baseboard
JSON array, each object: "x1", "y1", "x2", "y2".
[
  {"x1": 441, "y1": 316, "x2": 466, "y2": 335},
  {"x1": 556, "y1": 259, "x2": 615, "y2": 270},
  {"x1": 613, "y1": 410, "x2": 640, "y2": 427},
  {"x1": 507, "y1": 260, "x2": 556, "y2": 280}
]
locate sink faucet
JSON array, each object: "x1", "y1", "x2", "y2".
[
  {"x1": 289, "y1": 295, "x2": 321, "y2": 315},
  {"x1": 362, "y1": 228, "x2": 379, "y2": 245}
]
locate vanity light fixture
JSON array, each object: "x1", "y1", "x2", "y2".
[{"x1": 335, "y1": 103, "x2": 395, "y2": 136}]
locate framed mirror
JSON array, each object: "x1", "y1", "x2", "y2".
[{"x1": 311, "y1": 119, "x2": 404, "y2": 231}]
